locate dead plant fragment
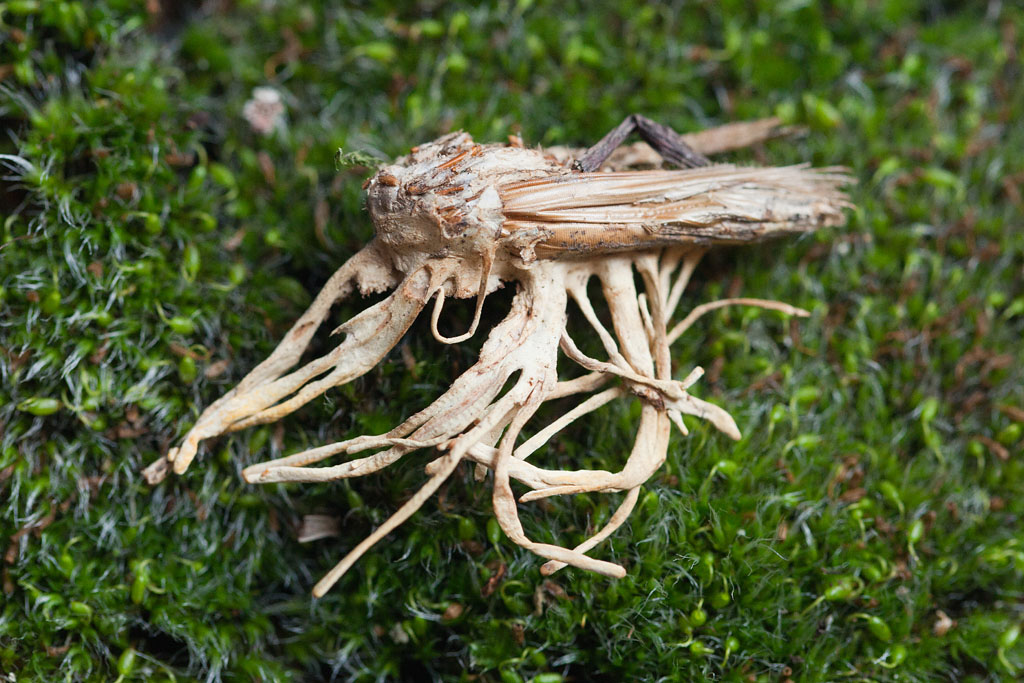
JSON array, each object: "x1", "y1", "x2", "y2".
[{"x1": 145, "y1": 116, "x2": 851, "y2": 596}]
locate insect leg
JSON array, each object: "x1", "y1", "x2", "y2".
[{"x1": 574, "y1": 114, "x2": 710, "y2": 172}]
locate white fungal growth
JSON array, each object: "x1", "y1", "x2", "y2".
[
  {"x1": 144, "y1": 118, "x2": 851, "y2": 597},
  {"x1": 242, "y1": 86, "x2": 285, "y2": 135}
]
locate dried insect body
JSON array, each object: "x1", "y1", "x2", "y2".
[{"x1": 145, "y1": 116, "x2": 851, "y2": 597}]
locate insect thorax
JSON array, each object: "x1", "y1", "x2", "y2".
[{"x1": 365, "y1": 132, "x2": 565, "y2": 277}]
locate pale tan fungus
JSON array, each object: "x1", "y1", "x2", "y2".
[{"x1": 144, "y1": 118, "x2": 851, "y2": 597}]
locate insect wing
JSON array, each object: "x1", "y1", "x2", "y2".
[{"x1": 499, "y1": 164, "x2": 852, "y2": 255}]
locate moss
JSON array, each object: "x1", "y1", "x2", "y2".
[{"x1": 2, "y1": 0, "x2": 1022, "y2": 680}]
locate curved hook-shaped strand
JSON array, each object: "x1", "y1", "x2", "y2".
[
  {"x1": 540, "y1": 486, "x2": 641, "y2": 576},
  {"x1": 429, "y1": 248, "x2": 494, "y2": 345}
]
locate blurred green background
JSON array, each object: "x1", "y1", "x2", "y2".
[{"x1": 1, "y1": 1, "x2": 1022, "y2": 680}]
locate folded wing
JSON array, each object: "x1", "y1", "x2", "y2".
[{"x1": 499, "y1": 164, "x2": 852, "y2": 256}]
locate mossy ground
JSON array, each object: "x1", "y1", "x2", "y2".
[{"x1": 1, "y1": 1, "x2": 1022, "y2": 681}]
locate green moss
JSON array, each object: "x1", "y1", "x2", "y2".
[{"x1": 2, "y1": 0, "x2": 1022, "y2": 680}]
